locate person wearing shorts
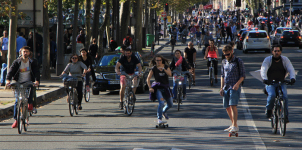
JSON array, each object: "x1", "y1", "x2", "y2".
[
  {"x1": 184, "y1": 42, "x2": 196, "y2": 85},
  {"x1": 220, "y1": 45, "x2": 245, "y2": 133},
  {"x1": 115, "y1": 49, "x2": 142, "y2": 109}
]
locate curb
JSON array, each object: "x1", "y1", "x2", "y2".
[{"x1": 0, "y1": 87, "x2": 66, "y2": 119}]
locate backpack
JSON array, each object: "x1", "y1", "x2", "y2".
[{"x1": 124, "y1": 37, "x2": 130, "y2": 46}]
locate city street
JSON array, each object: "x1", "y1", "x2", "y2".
[{"x1": 1, "y1": 40, "x2": 302, "y2": 149}]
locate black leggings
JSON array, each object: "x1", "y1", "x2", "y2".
[
  {"x1": 65, "y1": 81, "x2": 83, "y2": 105},
  {"x1": 207, "y1": 60, "x2": 218, "y2": 75}
]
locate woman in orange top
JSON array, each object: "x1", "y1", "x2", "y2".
[{"x1": 204, "y1": 39, "x2": 219, "y2": 83}]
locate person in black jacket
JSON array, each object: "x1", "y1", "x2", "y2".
[
  {"x1": 6, "y1": 46, "x2": 40, "y2": 128},
  {"x1": 79, "y1": 48, "x2": 96, "y2": 86},
  {"x1": 169, "y1": 50, "x2": 192, "y2": 101}
]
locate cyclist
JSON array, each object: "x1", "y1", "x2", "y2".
[
  {"x1": 170, "y1": 50, "x2": 192, "y2": 101},
  {"x1": 184, "y1": 42, "x2": 196, "y2": 85},
  {"x1": 204, "y1": 39, "x2": 219, "y2": 83},
  {"x1": 147, "y1": 54, "x2": 172, "y2": 124},
  {"x1": 61, "y1": 54, "x2": 88, "y2": 110},
  {"x1": 6, "y1": 46, "x2": 40, "y2": 128},
  {"x1": 260, "y1": 45, "x2": 295, "y2": 123},
  {"x1": 202, "y1": 31, "x2": 214, "y2": 55},
  {"x1": 115, "y1": 49, "x2": 142, "y2": 109},
  {"x1": 194, "y1": 28, "x2": 202, "y2": 47},
  {"x1": 79, "y1": 48, "x2": 96, "y2": 91}
]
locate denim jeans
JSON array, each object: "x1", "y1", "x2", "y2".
[
  {"x1": 85, "y1": 72, "x2": 91, "y2": 86},
  {"x1": 172, "y1": 75, "x2": 187, "y2": 99},
  {"x1": 266, "y1": 83, "x2": 288, "y2": 116},
  {"x1": 156, "y1": 89, "x2": 173, "y2": 119},
  {"x1": 14, "y1": 84, "x2": 34, "y2": 120}
]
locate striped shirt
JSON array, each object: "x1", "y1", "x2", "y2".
[{"x1": 221, "y1": 56, "x2": 246, "y2": 90}]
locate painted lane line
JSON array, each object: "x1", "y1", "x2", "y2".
[{"x1": 240, "y1": 87, "x2": 267, "y2": 150}]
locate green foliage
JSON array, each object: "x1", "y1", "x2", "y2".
[{"x1": 48, "y1": 0, "x2": 85, "y2": 17}]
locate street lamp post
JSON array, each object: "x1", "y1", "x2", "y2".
[{"x1": 290, "y1": 0, "x2": 292, "y2": 28}]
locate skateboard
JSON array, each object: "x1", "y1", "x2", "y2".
[
  {"x1": 229, "y1": 131, "x2": 238, "y2": 137},
  {"x1": 154, "y1": 120, "x2": 168, "y2": 128}
]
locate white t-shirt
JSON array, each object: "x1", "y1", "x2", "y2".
[{"x1": 18, "y1": 60, "x2": 31, "y2": 83}]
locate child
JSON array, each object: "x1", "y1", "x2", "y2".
[{"x1": 170, "y1": 36, "x2": 176, "y2": 55}]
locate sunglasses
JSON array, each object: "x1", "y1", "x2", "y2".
[
  {"x1": 223, "y1": 53, "x2": 231, "y2": 56},
  {"x1": 72, "y1": 57, "x2": 78, "y2": 59}
]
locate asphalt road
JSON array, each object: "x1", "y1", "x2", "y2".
[{"x1": 1, "y1": 41, "x2": 302, "y2": 149}]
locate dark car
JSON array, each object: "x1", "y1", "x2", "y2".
[
  {"x1": 237, "y1": 31, "x2": 248, "y2": 50},
  {"x1": 271, "y1": 27, "x2": 292, "y2": 45},
  {"x1": 279, "y1": 30, "x2": 302, "y2": 48},
  {"x1": 92, "y1": 52, "x2": 149, "y2": 95}
]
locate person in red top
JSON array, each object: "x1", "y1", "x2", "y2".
[
  {"x1": 247, "y1": 20, "x2": 253, "y2": 26},
  {"x1": 204, "y1": 39, "x2": 219, "y2": 83},
  {"x1": 123, "y1": 33, "x2": 133, "y2": 49}
]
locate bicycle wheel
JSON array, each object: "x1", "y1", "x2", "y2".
[
  {"x1": 126, "y1": 91, "x2": 135, "y2": 116},
  {"x1": 84, "y1": 85, "x2": 90, "y2": 102},
  {"x1": 177, "y1": 87, "x2": 182, "y2": 111},
  {"x1": 23, "y1": 104, "x2": 29, "y2": 132},
  {"x1": 271, "y1": 108, "x2": 278, "y2": 134},
  {"x1": 17, "y1": 102, "x2": 23, "y2": 134},
  {"x1": 73, "y1": 88, "x2": 78, "y2": 115},
  {"x1": 209, "y1": 68, "x2": 214, "y2": 86},
  {"x1": 279, "y1": 100, "x2": 286, "y2": 136},
  {"x1": 68, "y1": 91, "x2": 74, "y2": 116}
]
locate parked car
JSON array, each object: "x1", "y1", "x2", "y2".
[
  {"x1": 92, "y1": 52, "x2": 149, "y2": 95},
  {"x1": 242, "y1": 30, "x2": 271, "y2": 53},
  {"x1": 270, "y1": 27, "x2": 292, "y2": 45},
  {"x1": 279, "y1": 30, "x2": 302, "y2": 48},
  {"x1": 237, "y1": 30, "x2": 248, "y2": 50}
]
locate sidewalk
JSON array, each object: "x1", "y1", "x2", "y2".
[{"x1": 0, "y1": 38, "x2": 170, "y2": 119}]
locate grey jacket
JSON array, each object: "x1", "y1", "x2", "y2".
[{"x1": 261, "y1": 55, "x2": 295, "y2": 80}]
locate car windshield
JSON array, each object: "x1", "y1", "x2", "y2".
[
  {"x1": 283, "y1": 31, "x2": 299, "y2": 37},
  {"x1": 249, "y1": 32, "x2": 267, "y2": 38},
  {"x1": 98, "y1": 55, "x2": 120, "y2": 66},
  {"x1": 277, "y1": 28, "x2": 291, "y2": 34}
]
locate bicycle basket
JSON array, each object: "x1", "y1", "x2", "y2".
[
  {"x1": 63, "y1": 78, "x2": 78, "y2": 88},
  {"x1": 11, "y1": 85, "x2": 31, "y2": 99}
]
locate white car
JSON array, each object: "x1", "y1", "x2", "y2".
[{"x1": 242, "y1": 30, "x2": 271, "y2": 53}]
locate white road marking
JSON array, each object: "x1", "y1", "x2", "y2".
[{"x1": 240, "y1": 87, "x2": 267, "y2": 150}]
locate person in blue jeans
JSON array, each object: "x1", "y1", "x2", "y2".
[
  {"x1": 147, "y1": 54, "x2": 173, "y2": 124},
  {"x1": 260, "y1": 45, "x2": 295, "y2": 123},
  {"x1": 169, "y1": 50, "x2": 192, "y2": 101}
]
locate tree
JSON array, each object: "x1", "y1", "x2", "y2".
[
  {"x1": 7, "y1": 0, "x2": 18, "y2": 68},
  {"x1": 98, "y1": 0, "x2": 110, "y2": 57},
  {"x1": 91, "y1": 0, "x2": 102, "y2": 42},
  {"x1": 85, "y1": 0, "x2": 91, "y2": 50},
  {"x1": 120, "y1": 0, "x2": 131, "y2": 45},
  {"x1": 42, "y1": 0, "x2": 50, "y2": 79},
  {"x1": 133, "y1": 0, "x2": 143, "y2": 52},
  {"x1": 72, "y1": 0, "x2": 79, "y2": 54}
]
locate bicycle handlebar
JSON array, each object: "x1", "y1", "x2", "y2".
[{"x1": 266, "y1": 80, "x2": 292, "y2": 85}]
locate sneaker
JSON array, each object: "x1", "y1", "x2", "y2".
[
  {"x1": 33, "y1": 107, "x2": 37, "y2": 114},
  {"x1": 119, "y1": 102, "x2": 123, "y2": 110},
  {"x1": 11, "y1": 120, "x2": 17, "y2": 128},
  {"x1": 158, "y1": 119, "x2": 163, "y2": 124},
  {"x1": 224, "y1": 126, "x2": 233, "y2": 132},
  {"x1": 163, "y1": 112, "x2": 169, "y2": 120},
  {"x1": 78, "y1": 105, "x2": 82, "y2": 110},
  {"x1": 28, "y1": 104, "x2": 33, "y2": 111},
  {"x1": 229, "y1": 126, "x2": 239, "y2": 132},
  {"x1": 265, "y1": 109, "x2": 272, "y2": 118},
  {"x1": 215, "y1": 78, "x2": 218, "y2": 83}
]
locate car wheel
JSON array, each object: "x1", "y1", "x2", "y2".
[{"x1": 92, "y1": 89, "x2": 99, "y2": 95}]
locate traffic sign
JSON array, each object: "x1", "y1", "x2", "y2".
[{"x1": 161, "y1": 12, "x2": 167, "y2": 18}]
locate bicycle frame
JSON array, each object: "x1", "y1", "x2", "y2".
[{"x1": 122, "y1": 72, "x2": 140, "y2": 116}]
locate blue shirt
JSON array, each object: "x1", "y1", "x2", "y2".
[
  {"x1": 16, "y1": 36, "x2": 27, "y2": 53},
  {"x1": 221, "y1": 56, "x2": 246, "y2": 90},
  {"x1": 195, "y1": 31, "x2": 202, "y2": 37}
]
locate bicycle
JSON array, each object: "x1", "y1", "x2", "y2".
[
  {"x1": 122, "y1": 72, "x2": 140, "y2": 116},
  {"x1": 207, "y1": 58, "x2": 217, "y2": 86},
  {"x1": 216, "y1": 37, "x2": 222, "y2": 50},
  {"x1": 63, "y1": 75, "x2": 80, "y2": 117},
  {"x1": 83, "y1": 75, "x2": 92, "y2": 102},
  {"x1": 172, "y1": 70, "x2": 190, "y2": 111},
  {"x1": 269, "y1": 80, "x2": 292, "y2": 136},
  {"x1": 10, "y1": 82, "x2": 33, "y2": 134}
]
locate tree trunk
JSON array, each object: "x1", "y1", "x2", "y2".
[
  {"x1": 91, "y1": 0, "x2": 102, "y2": 42},
  {"x1": 119, "y1": 0, "x2": 130, "y2": 46},
  {"x1": 56, "y1": 0, "x2": 64, "y2": 75},
  {"x1": 85, "y1": 0, "x2": 92, "y2": 50},
  {"x1": 133, "y1": 0, "x2": 143, "y2": 52},
  {"x1": 72, "y1": 0, "x2": 79, "y2": 54},
  {"x1": 144, "y1": 0, "x2": 148, "y2": 33},
  {"x1": 42, "y1": 0, "x2": 50, "y2": 79},
  {"x1": 98, "y1": 0, "x2": 110, "y2": 58},
  {"x1": 7, "y1": 0, "x2": 18, "y2": 68}
]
